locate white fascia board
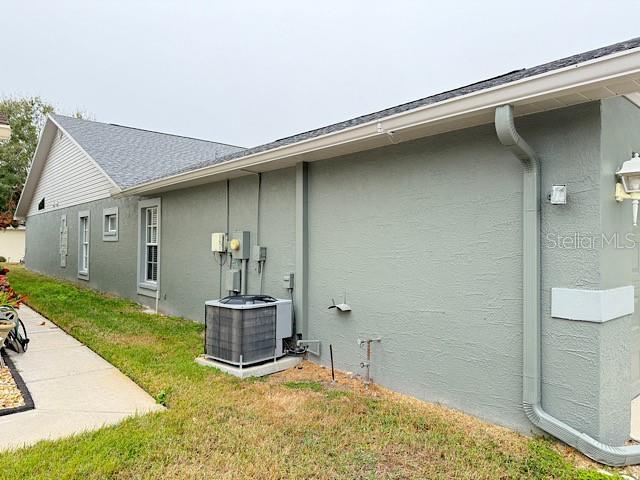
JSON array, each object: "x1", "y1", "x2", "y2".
[
  {"x1": 119, "y1": 46, "x2": 640, "y2": 196},
  {"x1": 551, "y1": 286, "x2": 634, "y2": 323},
  {"x1": 15, "y1": 115, "x2": 122, "y2": 220},
  {"x1": 48, "y1": 116, "x2": 121, "y2": 192},
  {"x1": 14, "y1": 117, "x2": 57, "y2": 219}
]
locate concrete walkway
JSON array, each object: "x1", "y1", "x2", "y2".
[{"x1": 0, "y1": 305, "x2": 163, "y2": 451}]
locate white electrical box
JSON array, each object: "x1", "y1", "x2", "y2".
[
  {"x1": 211, "y1": 232, "x2": 226, "y2": 253},
  {"x1": 283, "y1": 273, "x2": 294, "y2": 289}
]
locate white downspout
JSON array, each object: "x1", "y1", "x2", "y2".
[{"x1": 496, "y1": 104, "x2": 640, "y2": 466}]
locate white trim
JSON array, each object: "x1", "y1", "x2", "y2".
[
  {"x1": 102, "y1": 206, "x2": 119, "y2": 242},
  {"x1": 117, "y1": 46, "x2": 640, "y2": 196},
  {"x1": 137, "y1": 198, "x2": 161, "y2": 297},
  {"x1": 551, "y1": 286, "x2": 634, "y2": 323},
  {"x1": 48, "y1": 116, "x2": 121, "y2": 191},
  {"x1": 14, "y1": 116, "x2": 121, "y2": 219},
  {"x1": 77, "y1": 210, "x2": 90, "y2": 280},
  {"x1": 15, "y1": 118, "x2": 56, "y2": 219}
]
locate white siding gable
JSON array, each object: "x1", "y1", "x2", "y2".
[{"x1": 27, "y1": 129, "x2": 113, "y2": 216}]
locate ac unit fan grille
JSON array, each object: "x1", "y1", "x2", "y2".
[{"x1": 205, "y1": 304, "x2": 277, "y2": 365}]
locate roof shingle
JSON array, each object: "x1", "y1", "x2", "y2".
[
  {"x1": 54, "y1": 36, "x2": 640, "y2": 189},
  {"x1": 152, "y1": 36, "x2": 640, "y2": 183},
  {"x1": 52, "y1": 114, "x2": 245, "y2": 189}
]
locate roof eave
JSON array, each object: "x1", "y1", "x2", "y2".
[
  {"x1": 118, "y1": 44, "x2": 640, "y2": 197},
  {"x1": 14, "y1": 117, "x2": 57, "y2": 219},
  {"x1": 14, "y1": 115, "x2": 122, "y2": 220}
]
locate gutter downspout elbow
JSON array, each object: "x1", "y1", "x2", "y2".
[{"x1": 495, "y1": 104, "x2": 640, "y2": 467}]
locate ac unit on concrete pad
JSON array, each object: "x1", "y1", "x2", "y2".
[{"x1": 204, "y1": 295, "x2": 292, "y2": 367}]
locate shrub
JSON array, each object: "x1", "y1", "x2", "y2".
[{"x1": 0, "y1": 268, "x2": 26, "y2": 307}]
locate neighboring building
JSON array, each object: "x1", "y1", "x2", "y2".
[
  {"x1": 0, "y1": 226, "x2": 25, "y2": 263},
  {"x1": 0, "y1": 113, "x2": 10, "y2": 140},
  {"x1": 14, "y1": 37, "x2": 640, "y2": 465}
]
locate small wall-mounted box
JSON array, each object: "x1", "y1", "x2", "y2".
[
  {"x1": 230, "y1": 231, "x2": 251, "y2": 259},
  {"x1": 226, "y1": 269, "x2": 241, "y2": 292},
  {"x1": 252, "y1": 245, "x2": 267, "y2": 262},
  {"x1": 549, "y1": 185, "x2": 567, "y2": 205},
  {"x1": 211, "y1": 232, "x2": 226, "y2": 253},
  {"x1": 283, "y1": 272, "x2": 294, "y2": 290}
]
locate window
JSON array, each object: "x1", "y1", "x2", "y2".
[
  {"x1": 107, "y1": 215, "x2": 117, "y2": 232},
  {"x1": 137, "y1": 199, "x2": 160, "y2": 296},
  {"x1": 38, "y1": 198, "x2": 45, "y2": 211},
  {"x1": 145, "y1": 207, "x2": 158, "y2": 282},
  {"x1": 78, "y1": 210, "x2": 90, "y2": 279},
  {"x1": 102, "y1": 207, "x2": 118, "y2": 241}
]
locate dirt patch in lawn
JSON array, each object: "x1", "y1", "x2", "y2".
[
  {"x1": 270, "y1": 361, "x2": 616, "y2": 474},
  {"x1": 270, "y1": 358, "x2": 384, "y2": 396},
  {"x1": 0, "y1": 364, "x2": 24, "y2": 410}
]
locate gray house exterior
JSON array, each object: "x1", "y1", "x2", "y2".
[{"x1": 16, "y1": 38, "x2": 640, "y2": 464}]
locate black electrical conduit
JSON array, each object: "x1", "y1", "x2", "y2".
[{"x1": 495, "y1": 104, "x2": 640, "y2": 466}]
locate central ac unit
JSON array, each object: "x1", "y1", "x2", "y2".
[{"x1": 204, "y1": 295, "x2": 292, "y2": 367}]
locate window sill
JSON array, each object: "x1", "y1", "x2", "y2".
[
  {"x1": 137, "y1": 282, "x2": 158, "y2": 298},
  {"x1": 77, "y1": 271, "x2": 89, "y2": 281},
  {"x1": 102, "y1": 232, "x2": 118, "y2": 242}
]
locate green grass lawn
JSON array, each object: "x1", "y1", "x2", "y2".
[{"x1": 0, "y1": 266, "x2": 622, "y2": 479}]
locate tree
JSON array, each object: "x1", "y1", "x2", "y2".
[{"x1": 0, "y1": 97, "x2": 54, "y2": 225}]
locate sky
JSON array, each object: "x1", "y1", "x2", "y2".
[{"x1": 3, "y1": 1, "x2": 640, "y2": 148}]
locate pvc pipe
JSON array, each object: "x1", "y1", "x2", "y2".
[{"x1": 495, "y1": 104, "x2": 640, "y2": 466}]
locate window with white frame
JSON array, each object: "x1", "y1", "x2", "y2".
[
  {"x1": 78, "y1": 211, "x2": 90, "y2": 278},
  {"x1": 102, "y1": 207, "x2": 118, "y2": 241},
  {"x1": 137, "y1": 199, "x2": 160, "y2": 295},
  {"x1": 145, "y1": 207, "x2": 158, "y2": 282}
]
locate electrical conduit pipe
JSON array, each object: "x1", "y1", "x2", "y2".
[{"x1": 495, "y1": 104, "x2": 640, "y2": 466}]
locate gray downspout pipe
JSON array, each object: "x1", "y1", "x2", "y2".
[{"x1": 495, "y1": 104, "x2": 640, "y2": 467}]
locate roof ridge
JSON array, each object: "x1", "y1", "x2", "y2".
[{"x1": 52, "y1": 114, "x2": 245, "y2": 149}]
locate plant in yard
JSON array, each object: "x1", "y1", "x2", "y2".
[
  {"x1": 155, "y1": 389, "x2": 168, "y2": 406},
  {"x1": 0, "y1": 267, "x2": 26, "y2": 308}
]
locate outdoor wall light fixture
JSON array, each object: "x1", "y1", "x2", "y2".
[{"x1": 615, "y1": 152, "x2": 640, "y2": 226}]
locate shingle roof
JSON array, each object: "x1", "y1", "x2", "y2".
[
  {"x1": 0, "y1": 113, "x2": 8, "y2": 125},
  {"x1": 53, "y1": 36, "x2": 640, "y2": 190},
  {"x1": 52, "y1": 114, "x2": 245, "y2": 189},
  {"x1": 139, "y1": 35, "x2": 640, "y2": 185}
]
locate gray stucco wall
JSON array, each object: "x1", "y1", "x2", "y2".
[
  {"x1": 598, "y1": 96, "x2": 640, "y2": 442},
  {"x1": 25, "y1": 196, "x2": 155, "y2": 310},
  {"x1": 160, "y1": 168, "x2": 296, "y2": 320},
  {"x1": 24, "y1": 99, "x2": 640, "y2": 444},
  {"x1": 304, "y1": 101, "x2": 618, "y2": 437}
]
